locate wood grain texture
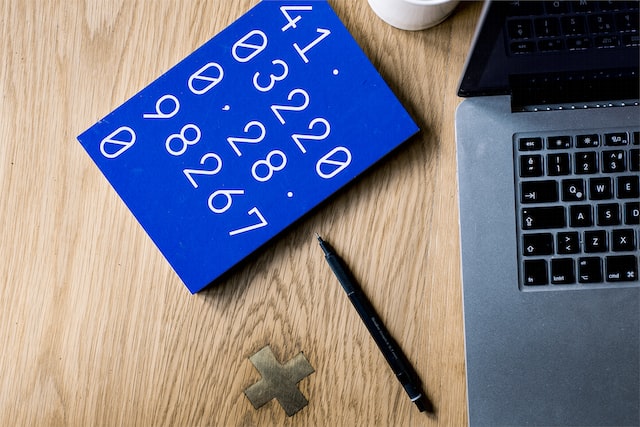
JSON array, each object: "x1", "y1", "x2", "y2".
[{"x1": 0, "y1": 1, "x2": 481, "y2": 425}]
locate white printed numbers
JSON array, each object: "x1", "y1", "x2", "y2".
[
  {"x1": 253, "y1": 59, "x2": 289, "y2": 93},
  {"x1": 183, "y1": 153, "x2": 222, "y2": 188},
  {"x1": 294, "y1": 28, "x2": 331, "y2": 63},
  {"x1": 316, "y1": 146, "x2": 351, "y2": 179},
  {"x1": 165, "y1": 124, "x2": 201, "y2": 156},
  {"x1": 188, "y1": 62, "x2": 224, "y2": 95},
  {"x1": 143, "y1": 94, "x2": 180, "y2": 119},
  {"x1": 100, "y1": 126, "x2": 136, "y2": 159},
  {"x1": 292, "y1": 118, "x2": 330, "y2": 154},
  {"x1": 280, "y1": 5, "x2": 313, "y2": 31},
  {"x1": 271, "y1": 89, "x2": 310, "y2": 124},
  {"x1": 252, "y1": 150, "x2": 287, "y2": 182},
  {"x1": 229, "y1": 207, "x2": 268, "y2": 236},
  {"x1": 207, "y1": 189, "x2": 268, "y2": 236},
  {"x1": 233, "y1": 30, "x2": 268, "y2": 63},
  {"x1": 208, "y1": 189, "x2": 245, "y2": 214},
  {"x1": 227, "y1": 121, "x2": 266, "y2": 157}
]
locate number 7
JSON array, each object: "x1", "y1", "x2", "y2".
[{"x1": 229, "y1": 207, "x2": 268, "y2": 236}]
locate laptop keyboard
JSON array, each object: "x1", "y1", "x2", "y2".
[
  {"x1": 505, "y1": 1, "x2": 639, "y2": 55},
  {"x1": 514, "y1": 128, "x2": 639, "y2": 290}
]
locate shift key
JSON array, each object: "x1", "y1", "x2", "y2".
[{"x1": 522, "y1": 207, "x2": 566, "y2": 229}]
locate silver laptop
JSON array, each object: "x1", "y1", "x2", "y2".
[{"x1": 455, "y1": 1, "x2": 639, "y2": 426}]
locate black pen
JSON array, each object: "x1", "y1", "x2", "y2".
[{"x1": 315, "y1": 233, "x2": 432, "y2": 413}]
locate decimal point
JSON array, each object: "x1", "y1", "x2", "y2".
[
  {"x1": 332, "y1": 69, "x2": 339, "y2": 76},
  {"x1": 287, "y1": 191, "x2": 294, "y2": 198},
  {"x1": 222, "y1": 105, "x2": 231, "y2": 111}
]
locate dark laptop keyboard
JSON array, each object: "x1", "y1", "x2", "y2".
[
  {"x1": 506, "y1": 1, "x2": 639, "y2": 55},
  {"x1": 515, "y1": 128, "x2": 639, "y2": 289}
]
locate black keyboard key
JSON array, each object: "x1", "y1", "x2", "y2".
[
  {"x1": 597, "y1": 203, "x2": 621, "y2": 226},
  {"x1": 535, "y1": 17, "x2": 561, "y2": 37},
  {"x1": 585, "y1": 230, "x2": 608, "y2": 252},
  {"x1": 567, "y1": 36, "x2": 592, "y2": 50},
  {"x1": 579, "y1": 257, "x2": 603, "y2": 283},
  {"x1": 604, "y1": 132, "x2": 630, "y2": 146},
  {"x1": 539, "y1": 38, "x2": 565, "y2": 51},
  {"x1": 602, "y1": 150, "x2": 626, "y2": 172},
  {"x1": 624, "y1": 33, "x2": 640, "y2": 46},
  {"x1": 576, "y1": 134, "x2": 600, "y2": 148},
  {"x1": 551, "y1": 258, "x2": 576, "y2": 285},
  {"x1": 509, "y1": 19, "x2": 534, "y2": 39},
  {"x1": 522, "y1": 206, "x2": 566, "y2": 229},
  {"x1": 575, "y1": 151, "x2": 599, "y2": 174},
  {"x1": 625, "y1": 202, "x2": 640, "y2": 225},
  {"x1": 615, "y1": 11, "x2": 639, "y2": 32},
  {"x1": 519, "y1": 137, "x2": 543, "y2": 151},
  {"x1": 511, "y1": 41, "x2": 537, "y2": 54},
  {"x1": 521, "y1": 180, "x2": 559, "y2": 203},
  {"x1": 606, "y1": 255, "x2": 638, "y2": 282},
  {"x1": 524, "y1": 259, "x2": 548, "y2": 285},
  {"x1": 547, "y1": 135, "x2": 572, "y2": 149},
  {"x1": 590, "y1": 177, "x2": 613, "y2": 199},
  {"x1": 617, "y1": 175, "x2": 639, "y2": 198},
  {"x1": 558, "y1": 232, "x2": 580, "y2": 254},
  {"x1": 630, "y1": 148, "x2": 639, "y2": 171},
  {"x1": 612, "y1": 229, "x2": 637, "y2": 251},
  {"x1": 634, "y1": 132, "x2": 639, "y2": 145},
  {"x1": 589, "y1": 14, "x2": 615, "y2": 33},
  {"x1": 520, "y1": 155, "x2": 544, "y2": 177},
  {"x1": 548, "y1": 153, "x2": 571, "y2": 175},
  {"x1": 562, "y1": 179, "x2": 586, "y2": 201},
  {"x1": 570, "y1": 204, "x2": 593, "y2": 227},
  {"x1": 562, "y1": 15, "x2": 587, "y2": 35},
  {"x1": 594, "y1": 35, "x2": 620, "y2": 48},
  {"x1": 523, "y1": 233, "x2": 554, "y2": 256}
]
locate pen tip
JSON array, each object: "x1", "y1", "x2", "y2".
[{"x1": 315, "y1": 232, "x2": 322, "y2": 241}]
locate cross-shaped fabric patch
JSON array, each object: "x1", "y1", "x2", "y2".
[{"x1": 244, "y1": 346, "x2": 315, "y2": 416}]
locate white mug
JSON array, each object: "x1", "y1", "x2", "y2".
[{"x1": 367, "y1": 0, "x2": 459, "y2": 31}]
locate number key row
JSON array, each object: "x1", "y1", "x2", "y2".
[{"x1": 520, "y1": 149, "x2": 640, "y2": 177}]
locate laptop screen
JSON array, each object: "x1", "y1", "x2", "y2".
[{"x1": 457, "y1": 1, "x2": 639, "y2": 110}]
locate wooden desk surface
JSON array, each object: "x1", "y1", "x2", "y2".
[{"x1": 0, "y1": 1, "x2": 481, "y2": 425}]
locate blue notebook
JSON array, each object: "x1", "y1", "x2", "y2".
[{"x1": 78, "y1": 0, "x2": 418, "y2": 293}]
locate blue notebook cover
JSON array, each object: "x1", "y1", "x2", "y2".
[{"x1": 78, "y1": 0, "x2": 419, "y2": 293}]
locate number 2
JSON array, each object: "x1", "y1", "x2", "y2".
[
  {"x1": 183, "y1": 153, "x2": 222, "y2": 188},
  {"x1": 291, "y1": 118, "x2": 330, "y2": 153},
  {"x1": 271, "y1": 88, "x2": 309, "y2": 124},
  {"x1": 227, "y1": 121, "x2": 266, "y2": 157}
]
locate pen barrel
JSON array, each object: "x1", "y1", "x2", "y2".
[{"x1": 326, "y1": 254, "x2": 421, "y2": 397}]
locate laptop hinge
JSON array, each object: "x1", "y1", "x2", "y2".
[{"x1": 510, "y1": 69, "x2": 639, "y2": 112}]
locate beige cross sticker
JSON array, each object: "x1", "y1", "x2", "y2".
[{"x1": 244, "y1": 345, "x2": 315, "y2": 416}]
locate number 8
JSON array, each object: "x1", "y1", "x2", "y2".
[
  {"x1": 251, "y1": 150, "x2": 287, "y2": 182},
  {"x1": 166, "y1": 124, "x2": 201, "y2": 156}
]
